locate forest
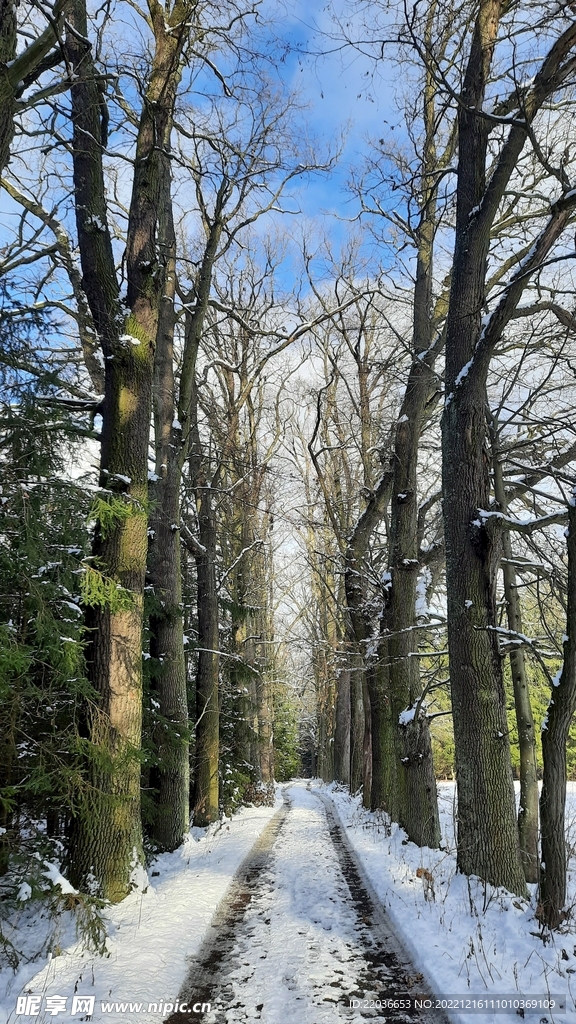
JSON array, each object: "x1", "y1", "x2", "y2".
[{"x1": 2, "y1": 0, "x2": 576, "y2": 974}]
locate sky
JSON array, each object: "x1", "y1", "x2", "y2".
[
  {"x1": 245, "y1": 0, "x2": 402, "y2": 263},
  {"x1": 0, "y1": 0, "x2": 405, "y2": 320}
]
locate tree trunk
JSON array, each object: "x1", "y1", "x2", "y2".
[
  {"x1": 0, "y1": 0, "x2": 65, "y2": 175},
  {"x1": 539, "y1": 498, "x2": 576, "y2": 928},
  {"x1": 365, "y1": 647, "x2": 389, "y2": 812},
  {"x1": 256, "y1": 533, "x2": 275, "y2": 788},
  {"x1": 228, "y1": 510, "x2": 259, "y2": 793},
  {"x1": 66, "y1": 0, "x2": 189, "y2": 899},
  {"x1": 443, "y1": 385, "x2": 526, "y2": 893},
  {"x1": 146, "y1": 156, "x2": 190, "y2": 851},
  {"x1": 440, "y1": 1, "x2": 529, "y2": 897},
  {"x1": 492, "y1": 424, "x2": 539, "y2": 883},
  {"x1": 334, "y1": 663, "x2": 351, "y2": 786},
  {"x1": 387, "y1": 393, "x2": 440, "y2": 848},
  {"x1": 0, "y1": 0, "x2": 17, "y2": 175},
  {"x1": 192, "y1": 486, "x2": 220, "y2": 825},
  {"x1": 257, "y1": 669, "x2": 274, "y2": 786},
  {"x1": 362, "y1": 677, "x2": 372, "y2": 807},
  {"x1": 344, "y1": 472, "x2": 393, "y2": 806},
  {"x1": 0, "y1": 686, "x2": 17, "y2": 875}
]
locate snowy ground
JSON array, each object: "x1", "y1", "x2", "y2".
[
  {"x1": 175, "y1": 784, "x2": 441, "y2": 1024},
  {"x1": 1, "y1": 781, "x2": 575, "y2": 1024},
  {"x1": 0, "y1": 802, "x2": 282, "y2": 1024},
  {"x1": 327, "y1": 780, "x2": 576, "y2": 1024}
]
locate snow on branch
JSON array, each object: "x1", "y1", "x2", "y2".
[{"x1": 472, "y1": 508, "x2": 568, "y2": 534}]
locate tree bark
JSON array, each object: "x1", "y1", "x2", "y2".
[
  {"x1": 192, "y1": 484, "x2": 220, "y2": 825},
  {"x1": 492, "y1": 422, "x2": 539, "y2": 883},
  {"x1": 387, "y1": 374, "x2": 440, "y2": 848},
  {"x1": 147, "y1": 189, "x2": 189, "y2": 851},
  {"x1": 228, "y1": 503, "x2": 259, "y2": 793},
  {"x1": 255, "y1": 528, "x2": 274, "y2": 790},
  {"x1": 334, "y1": 663, "x2": 351, "y2": 786},
  {"x1": 344, "y1": 470, "x2": 393, "y2": 807},
  {"x1": 441, "y1": 2, "x2": 576, "y2": 897},
  {"x1": 366, "y1": 650, "x2": 389, "y2": 812},
  {"x1": 539, "y1": 497, "x2": 576, "y2": 928},
  {"x1": 66, "y1": 0, "x2": 190, "y2": 899},
  {"x1": 0, "y1": 0, "x2": 17, "y2": 175}
]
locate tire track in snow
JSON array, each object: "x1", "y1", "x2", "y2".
[{"x1": 165, "y1": 784, "x2": 449, "y2": 1024}]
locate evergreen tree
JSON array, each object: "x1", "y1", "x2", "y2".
[{"x1": 0, "y1": 288, "x2": 92, "y2": 877}]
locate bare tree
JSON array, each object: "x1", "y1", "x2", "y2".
[{"x1": 441, "y1": 0, "x2": 576, "y2": 896}]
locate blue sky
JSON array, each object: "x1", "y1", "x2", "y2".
[
  {"x1": 0, "y1": 0, "x2": 402, "y2": 318},
  {"x1": 260, "y1": 0, "x2": 400, "y2": 245}
]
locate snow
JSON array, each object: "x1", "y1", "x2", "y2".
[
  {"x1": 197, "y1": 786, "x2": 402, "y2": 1022},
  {"x1": 326, "y1": 781, "x2": 574, "y2": 1024},
  {"x1": 416, "y1": 566, "x2": 432, "y2": 620},
  {"x1": 16, "y1": 883, "x2": 31, "y2": 903},
  {"x1": 86, "y1": 216, "x2": 106, "y2": 233},
  {"x1": 3, "y1": 783, "x2": 576, "y2": 1024},
  {"x1": 476, "y1": 509, "x2": 505, "y2": 521},
  {"x1": 454, "y1": 359, "x2": 473, "y2": 387},
  {"x1": 0, "y1": 801, "x2": 281, "y2": 1024},
  {"x1": 488, "y1": 625, "x2": 535, "y2": 646},
  {"x1": 41, "y1": 862, "x2": 77, "y2": 896},
  {"x1": 398, "y1": 706, "x2": 417, "y2": 726}
]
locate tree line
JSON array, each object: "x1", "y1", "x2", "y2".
[
  {"x1": 289, "y1": 0, "x2": 576, "y2": 932},
  {"x1": 1, "y1": 0, "x2": 576, "y2": 941}
]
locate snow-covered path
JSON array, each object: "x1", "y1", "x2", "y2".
[
  {"x1": 170, "y1": 783, "x2": 442, "y2": 1024},
  {"x1": 6, "y1": 780, "x2": 572, "y2": 1024}
]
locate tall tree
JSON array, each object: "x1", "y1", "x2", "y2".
[
  {"x1": 441, "y1": 0, "x2": 576, "y2": 894},
  {"x1": 355, "y1": 0, "x2": 453, "y2": 841},
  {"x1": 491, "y1": 415, "x2": 539, "y2": 883},
  {"x1": 66, "y1": 0, "x2": 196, "y2": 900},
  {"x1": 146, "y1": 175, "x2": 190, "y2": 851},
  {"x1": 539, "y1": 493, "x2": 576, "y2": 928}
]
